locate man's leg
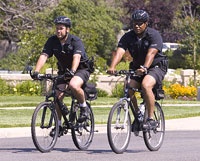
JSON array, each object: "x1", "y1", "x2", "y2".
[
  {"x1": 140, "y1": 74, "x2": 158, "y2": 129},
  {"x1": 49, "y1": 84, "x2": 67, "y2": 137},
  {"x1": 55, "y1": 84, "x2": 66, "y2": 124},
  {"x1": 141, "y1": 75, "x2": 156, "y2": 119},
  {"x1": 129, "y1": 79, "x2": 141, "y2": 112},
  {"x1": 68, "y1": 76, "x2": 87, "y2": 122}
]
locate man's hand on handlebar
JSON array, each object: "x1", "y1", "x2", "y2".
[
  {"x1": 31, "y1": 71, "x2": 40, "y2": 80},
  {"x1": 107, "y1": 68, "x2": 117, "y2": 75},
  {"x1": 64, "y1": 70, "x2": 75, "y2": 80},
  {"x1": 136, "y1": 66, "x2": 147, "y2": 76}
]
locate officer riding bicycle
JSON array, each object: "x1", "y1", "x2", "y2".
[
  {"x1": 32, "y1": 16, "x2": 93, "y2": 136},
  {"x1": 107, "y1": 9, "x2": 168, "y2": 131}
]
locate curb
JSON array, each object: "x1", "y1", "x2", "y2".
[{"x1": 0, "y1": 117, "x2": 200, "y2": 138}]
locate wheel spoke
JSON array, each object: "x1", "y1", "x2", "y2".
[
  {"x1": 143, "y1": 102, "x2": 165, "y2": 151},
  {"x1": 31, "y1": 102, "x2": 58, "y2": 153},
  {"x1": 107, "y1": 101, "x2": 131, "y2": 154}
]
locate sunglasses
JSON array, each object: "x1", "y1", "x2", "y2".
[{"x1": 133, "y1": 22, "x2": 144, "y2": 27}]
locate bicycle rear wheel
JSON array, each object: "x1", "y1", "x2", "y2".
[
  {"x1": 143, "y1": 102, "x2": 165, "y2": 151},
  {"x1": 107, "y1": 101, "x2": 131, "y2": 154},
  {"x1": 71, "y1": 103, "x2": 95, "y2": 150},
  {"x1": 31, "y1": 102, "x2": 59, "y2": 153}
]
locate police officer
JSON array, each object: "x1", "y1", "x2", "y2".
[
  {"x1": 33, "y1": 16, "x2": 90, "y2": 136},
  {"x1": 108, "y1": 10, "x2": 168, "y2": 129}
]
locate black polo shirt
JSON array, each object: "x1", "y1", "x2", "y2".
[
  {"x1": 118, "y1": 27, "x2": 165, "y2": 69},
  {"x1": 42, "y1": 34, "x2": 88, "y2": 72}
]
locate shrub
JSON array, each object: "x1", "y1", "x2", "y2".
[
  {"x1": 15, "y1": 80, "x2": 42, "y2": 96},
  {"x1": 163, "y1": 83, "x2": 197, "y2": 99},
  {"x1": 0, "y1": 79, "x2": 12, "y2": 95},
  {"x1": 111, "y1": 83, "x2": 124, "y2": 98},
  {"x1": 97, "y1": 88, "x2": 109, "y2": 97}
]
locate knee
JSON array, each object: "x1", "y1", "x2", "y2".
[
  {"x1": 69, "y1": 81, "x2": 81, "y2": 91},
  {"x1": 69, "y1": 81, "x2": 76, "y2": 90},
  {"x1": 141, "y1": 82, "x2": 152, "y2": 92}
]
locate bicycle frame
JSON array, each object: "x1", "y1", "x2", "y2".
[
  {"x1": 107, "y1": 70, "x2": 165, "y2": 153},
  {"x1": 30, "y1": 69, "x2": 95, "y2": 152},
  {"x1": 120, "y1": 70, "x2": 142, "y2": 123},
  {"x1": 44, "y1": 75, "x2": 79, "y2": 129}
]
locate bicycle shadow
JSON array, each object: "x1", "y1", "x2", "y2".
[
  {"x1": 0, "y1": 146, "x2": 146, "y2": 154},
  {"x1": 0, "y1": 147, "x2": 37, "y2": 153},
  {"x1": 54, "y1": 147, "x2": 146, "y2": 154}
]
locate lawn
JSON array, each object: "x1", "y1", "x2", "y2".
[{"x1": 0, "y1": 96, "x2": 200, "y2": 127}]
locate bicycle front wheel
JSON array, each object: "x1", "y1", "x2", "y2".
[
  {"x1": 31, "y1": 102, "x2": 59, "y2": 153},
  {"x1": 107, "y1": 101, "x2": 131, "y2": 154},
  {"x1": 143, "y1": 102, "x2": 165, "y2": 151},
  {"x1": 71, "y1": 103, "x2": 95, "y2": 150}
]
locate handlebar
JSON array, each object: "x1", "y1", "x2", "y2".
[
  {"x1": 29, "y1": 70, "x2": 65, "y2": 81},
  {"x1": 28, "y1": 67, "x2": 74, "y2": 81},
  {"x1": 108, "y1": 70, "x2": 139, "y2": 77}
]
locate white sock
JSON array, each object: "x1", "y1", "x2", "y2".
[{"x1": 80, "y1": 102, "x2": 87, "y2": 107}]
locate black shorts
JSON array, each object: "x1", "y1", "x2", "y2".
[
  {"x1": 57, "y1": 69, "x2": 90, "y2": 85},
  {"x1": 132, "y1": 66, "x2": 166, "y2": 87}
]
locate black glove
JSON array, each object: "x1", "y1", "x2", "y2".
[
  {"x1": 31, "y1": 71, "x2": 39, "y2": 80},
  {"x1": 64, "y1": 70, "x2": 75, "y2": 80}
]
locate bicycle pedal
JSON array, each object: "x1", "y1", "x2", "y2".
[
  {"x1": 94, "y1": 129, "x2": 99, "y2": 132},
  {"x1": 63, "y1": 129, "x2": 68, "y2": 134}
]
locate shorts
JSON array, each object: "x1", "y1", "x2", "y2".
[
  {"x1": 131, "y1": 65, "x2": 166, "y2": 87},
  {"x1": 56, "y1": 69, "x2": 90, "y2": 85}
]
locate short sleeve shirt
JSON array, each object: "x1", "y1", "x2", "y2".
[
  {"x1": 118, "y1": 27, "x2": 165, "y2": 69},
  {"x1": 42, "y1": 34, "x2": 88, "y2": 71}
]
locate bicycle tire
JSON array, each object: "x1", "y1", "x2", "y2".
[
  {"x1": 143, "y1": 102, "x2": 165, "y2": 151},
  {"x1": 107, "y1": 100, "x2": 131, "y2": 154},
  {"x1": 71, "y1": 102, "x2": 95, "y2": 150},
  {"x1": 31, "y1": 102, "x2": 59, "y2": 153}
]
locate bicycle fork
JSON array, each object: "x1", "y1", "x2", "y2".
[
  {"x1": 40, "y1": 105, "x2": 54, "y2": 129},
  {"x1": 115, "y1": 98, "x2": 130, "y2": 130}
]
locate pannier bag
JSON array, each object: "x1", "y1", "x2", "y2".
[
  {"x1": 155, "y1": 88, "x2": 165, "y2": 100},
  {"x1": 84, "y1": 82, "x2": 98, "y2": 101}
]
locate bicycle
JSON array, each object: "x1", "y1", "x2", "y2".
[
  {"x1": 107, "y1": 70, "x2": 165, "y2": 154},
  {"x1": 29, "y1": 68, "x2": 97, "y2": 153}
]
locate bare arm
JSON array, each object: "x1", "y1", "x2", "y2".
[
  {"x1": 34, "y1": 54, "x2": 48, "y2": 72},
  {"x1": 108, "y1": 47, "x2": 125, "y2": 73},
  {"x1": 137, "y1": 48, "x2": 158, "y2": 75},
  {"x1": 144, "y1": 48, "x2": 158, "y2": 68},
  {"x1": 71, "y1": 54, "x2": 81, "y2": 72}
]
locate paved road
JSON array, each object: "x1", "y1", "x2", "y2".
[
  {"x1": 1, "y1": 130, "x2": 200, "y2": 161},
  {"x1": 0, "y1": 117, "x2": 200, "y2": 161}
]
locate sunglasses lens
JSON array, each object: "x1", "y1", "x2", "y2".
[{"x1": 133, "y1": 22, "x2": 144, "y2": 26}]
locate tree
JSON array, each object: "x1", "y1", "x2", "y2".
[
  {"x1": 123, "y1": 0, "x2": 182, "y2": 42},
  {"x1": 0, "y1": 0, "x2": 123, "y2": 71},
  {"x1": 174, "y1": 0, "x2": 200, "y2": 86},
  {"x1": 0, "y1": 0, "x2": 60, "y2": 41}
]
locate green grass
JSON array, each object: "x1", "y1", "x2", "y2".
[
  {"x1": 0, "y1": 109, "x2": 34, "y2": 128},
  {"x1": 0, "y1": 96, "x2": 118, "y2": 107},
  {"x1": 163, "y1": 106, "x2": 200, "y2": 119},
  {"x1": 0, "y1": 96, "x2": 44, "y2": 107},
  {"x1": 0, "y1": 96, "x2": 200, "y2": 127}
]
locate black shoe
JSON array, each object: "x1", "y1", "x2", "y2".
[
  {"x1": 142, "y1": 118, "x2": 158, "y2": 130},
  {"x1": 49, "y1": 126, "x2": 63, "y2": 137},
  {"x1": 132, "y1": 120, "x2": 141, "y2": 136},
  {"x1": 78, "y1": 106, "x2": 89, "y2": 123}
]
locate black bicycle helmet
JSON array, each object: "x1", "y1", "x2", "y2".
[
  {"x1": 54, "y1": 16, "x2": 71, "y2": 27},
  {"x1": 132, "y1": 10, "x2": 149, "y2": 22}
]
